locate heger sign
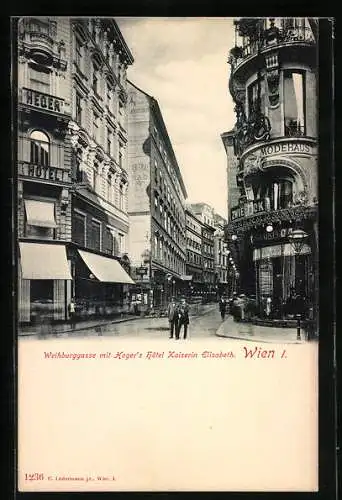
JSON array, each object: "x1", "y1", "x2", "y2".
[{"x1": 23, "y1": 88, "x2": 64, "y2": 114}]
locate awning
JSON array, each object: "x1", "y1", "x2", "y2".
[
  {"x1": 24, "y1": 199, "x2": 58, "y2": 228},
  {"x1": 19, "y1": 242, "x2": 72, "y2": 279},
  {"x1": 78, "y1": 250, "x2": 135, "y2": 284}
]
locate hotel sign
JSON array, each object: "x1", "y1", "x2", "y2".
[
  {"x1": 19, "y1": 162, "x2": 69, "y2": 183},
  {"x1": 22, "y1": 88, "x2": 64, "y2": 114}
]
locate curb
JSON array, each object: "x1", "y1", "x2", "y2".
[
  {"x1": 18, "y1": 315, "x2": 142, "y2": 337},
  {"x1": 215, "y1": 332, "x2": 306, "y2": 344}
]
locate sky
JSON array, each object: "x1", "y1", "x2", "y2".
[{"x1": 116, "y1": 17, "x2": 236, "y2": 220}]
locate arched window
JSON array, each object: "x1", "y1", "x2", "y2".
[{"x1": 30, "y1": 130, "x2": 49, "y2": 166}]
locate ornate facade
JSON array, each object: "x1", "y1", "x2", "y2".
[
  {"x1": 222, "y1": 18, "x2": 318, "y2": 321},
  {"x1": 17, "y1": 17, "x2": 135, "y2": 324}
]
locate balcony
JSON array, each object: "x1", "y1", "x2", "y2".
[
  {"x1": 228, "y1": 198, "x2": 317, "y2": 234},
  {"x1": 229, "y1": 21, "x2": 316, "y2": 73},
  {"x1": 18, "y1": 136, "x2": 70, "y2": 184},
  {"x1": 19, "y1": 18, "x2": 67, "y2": 70}
]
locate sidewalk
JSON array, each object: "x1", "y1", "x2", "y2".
[
  {"x1": 215, "y1": 315, "x2": 316, "y2": 344},
  {"x1": 18, "y1": 303, "x2": 217, "y2": 337}
]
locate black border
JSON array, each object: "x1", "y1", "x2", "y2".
[{"x1": 3, "y1": 10, "x2": 337, "y2": 500}]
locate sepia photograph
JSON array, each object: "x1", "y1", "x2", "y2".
[{"x1": 14, "y1": 16, "x2": 326, "y2": 492}]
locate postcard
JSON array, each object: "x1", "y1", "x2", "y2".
[{"x1": 15, "y1": 16, "x2": 327, "y2": 492}]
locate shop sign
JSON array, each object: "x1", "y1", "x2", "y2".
[
  {"x1": 23, "y1": 88, "x2": 64, "y2": 114},
  {"x1": 231, "y1": 199, "x2": 266, "y2": 221},
  {"x1": 253, "y1": 226, "x2": 294, "y2": 244},
  {"x1": 136, "y1": 266, "x2": 148, "y2": 276},
  {"x1": 19, "y1": 162, "x2": 68, "y2": 182},
  {"x1": 260, "y1": 141, "x2": 311, "y2": 156}
]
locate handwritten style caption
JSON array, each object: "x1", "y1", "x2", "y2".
[{"x1": 43, "y1": 347, "x2": 288, "y2": 361}]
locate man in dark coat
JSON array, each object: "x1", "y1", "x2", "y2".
[
  {"x1": 219, "y1": 297, "x2": 227, "y2": 321},
  {"x1": 177, "y1": 297, "x2": 190, "y2": 339},
  {"x1": 167, "y1": 297, "x2": 179, "y2": 339}
]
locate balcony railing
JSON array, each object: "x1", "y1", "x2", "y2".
[
  {"x1": 284, "y1": 121, "x2": 306, "y2": 138},
  {"x1": 228, "y1": 202, "x2": 317, "y2": 234},
  {"x1": 229, "y1": 25, "x2": 315, "y2": 70}
]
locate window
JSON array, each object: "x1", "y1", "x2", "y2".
[
  {"x1": 119, "y1": 100, "x2": 124, "y2": 125},
  {"x1": 104, "y1": 227, "x2": 114, "y2": 255},
  {"x1": 119, "y1": 185, "x2": 124, "y2": 211},
  {"x1": 154, "y1": 235, "x2": 158, "y2": 257},
  {"x1": 75, "y1": 37, "x2": 83, "y2": 71},
  {"x1": 260, "y1": 179, "x2": 293, "y2": 210},
  {"x1": 107, "y1": 174, "x2": 112, "y2": 202},
  {"x1": 29, "y1": 66, "x2": 50, "y2": 93},
  {"x1": 91, "y1": 162, "x2": 99, "y2": 190},
  {"x1": 92, "y1": 63, "x2": 99, "y2": 94},
  {"x1": 119, "y1": 144, "x2": 124, "y2": 168},
  {"x1": 72, "y1": 211, "x2": 86, "y2": 246},
  {"x1": 75, "y1": 92, "x2": 82, "y2": 124},
  {"x1": 30, "y1": 130, "x2": 49, "y2": 166},
  {"x1": 89, "y1": 219, "x2": 101, "y2": 251},
  {"x1": 284, "y1": 71, "x2": 305, "y2": 136},
  {"x1": 93, "y1": 111, "x2": 99, "y2": 142},
  {"x1": 75, "y1": 157, "x2": 83, "y2": 182},
  {"x1": 107, "y1": 128, "x2": 112, "y2": 155},
  {"x1": 107, "y1": 83, "x2": 112, "y2": 111}
]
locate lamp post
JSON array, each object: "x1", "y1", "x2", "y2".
[{"x1": 288, "y1": 228, "x2": 308, "y2": 340}]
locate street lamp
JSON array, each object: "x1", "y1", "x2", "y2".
[{"x1": 288, "y1": 228, "x2": 308, "y2": 340}]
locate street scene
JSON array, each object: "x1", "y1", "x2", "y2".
[{"x1": 16, "y1": 17, "x2": 318, "y2": 342}]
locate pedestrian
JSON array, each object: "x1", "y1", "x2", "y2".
[
  {"x1": 68, "y1": 299, "x2": 76, "y2": 330},
  {"x1": 177, "y1": 297, "x2": 190, "y2": 339},
  {"x1": 265, "y1": 296, "x2": 272, "y2": 318},
  {"x1": 167, "y1": 296, "x2": 179, "y2": 339},
  {"x1": 219, "y1": 297, "x2": 227, "y2": 321}
]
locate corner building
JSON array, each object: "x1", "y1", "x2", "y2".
[
  {"x1": 222, "y1": 18, "x2": 318, "y2": 321},
  {"x1": 126, "y1": 81, "x2": 187, "y2": 308}
]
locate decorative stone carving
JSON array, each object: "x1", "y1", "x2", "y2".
[
  {"x1": 67, "y1": 120, "x2": 80, "y2": 149},
  {"x1": 265, "y1": 50, "x2": 280, "y2": 106}
]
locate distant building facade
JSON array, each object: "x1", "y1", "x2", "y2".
[{"x1": 126, "y1": 80, "x2": 187, "y2": 308}]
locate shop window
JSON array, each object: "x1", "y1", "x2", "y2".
[
  {"x1": 30, "y1": 130, "x2": 49, "y2": 166},
  {"x1": 72, "y1": 211, "x2": 86, "y2": 246},
  {"x1": 284, "y1": 70, "x2": 306, "y2": 136},
  {"x1": 30, "y1": 279, "x2": 54, "y2": 321},
  {"x1": 88, "y1": 219, "x2": 101, "y2": 251}
]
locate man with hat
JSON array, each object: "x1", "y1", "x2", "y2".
[
  {"x1": 167, "y1": 296, "x2": 179, "y2": 339},
  {"x1": 177, "y1": 297, "x2": 190, "y2": 339}
]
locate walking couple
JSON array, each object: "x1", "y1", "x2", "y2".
[{"x1": 167, "y1": 297, "x2": 189, "y2": 340}]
